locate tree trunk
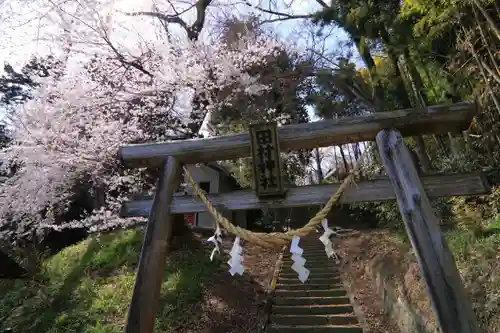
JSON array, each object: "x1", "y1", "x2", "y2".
[
  {"x1": 433, "y1": 134, "x2": 448, "y2": 157},
  {"x1": 472, "y1": 0, "x2": 500, "y2": 41},
  {"x1": 402, "y1": 47, "x2": 429, "y2": 106},
  {"x1": 413, "y1": 136, "x2": 431, "y2": 172},
  {"x1": 380, "y1": 28, "x2": 412, "y2": 109},
  {"x1": 447, "y1": 132, "x2": 460, "y2": 157},
  {"x1": 465, "y1": 30, "x2": 500, "y2": 118},
  {"x1": 399, "y1": 48, "x2": 437, "y2": 167},
  {"x1": 353, "y1": 35, "x2": 376, "y2": 70},
  {"x1": 314, "y1": 147, "x2": 323, "y2": 183},
  {"x1": 472, "y1": 117, "x2": 495, "y2": 164},
  {"x1": 346, "y1": 144, "x2": 354, "y2": 169},
  {"x1": 351, "y1": 32, "x2": 384, "y2": 106},
  {"x1": 339, "y1": 145, "x2": 349, "y2": 172},
  {"x1": 462, "y1": 130, "x2": 475, "y2": 156},
  {"x1": 370, "y1": 141, "x2": 384, "y2": 174}
]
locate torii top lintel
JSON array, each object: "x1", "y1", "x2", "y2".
[{"x1": 119, "y1": 102, "x2": 476, "y2": 168}]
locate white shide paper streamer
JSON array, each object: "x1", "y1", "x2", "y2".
[
  {"x1": 227, "y1": 236, "x2": 245, "y2": 276},
  {"x1": 319, "y1": 219, "x2": 340, "y2": 263},
  {"x1": 207, "y1": 225, "x2": 223, "y2": 261},
  {"x1": 290, "y1": 235, "x2": 310, "y2": 283}
]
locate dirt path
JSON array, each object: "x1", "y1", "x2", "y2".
[{"x1": 180, "y1": 236, "x2": 279, "y2": 333}]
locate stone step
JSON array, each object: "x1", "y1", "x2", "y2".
[
  {"x1": 278, "y1": 276, "x2": 342, "y2": 284},
  {"x1": 276, "y1": 283, "x2": 344, "y2": 291},
  {"x1": 287, "y1": 249, "x2": 327, "y2": 254},
  {"x1": 267, "y1": 325, "x2": 363, "y2": 333},
  {"x1": 282, "y1": 254, "x2": 337, "y2": 260},
  {"x1": 282, "y1": 260, "x2": 339, "y2": 267},
  {"x1": 272, "y1": 304, "x2": 354, "y2": 315},
  {"x1": 274, "y1": 296, "x2": 351, "y2": 306},
  {"x1": 280, "y1": 267, "x2": 340, "y2": 274},
  {"x1": 271, "y1": 314, "x2": 359, "y2": 326},
  {"x1": 295, "y1": 241, "x2": 323, "y2": 243},
  {"x1": 280, "y1": 266, "x2": 340, "y2": 274},
  {"x1": 282, "y1": 259, "x2": 336, "y2": 264},
  {"x1": 283, "y1": 248, "x2": 332, "y2": 254},
  {"x1": 290, "y1": 245, "x2": 325, "y2": 249},
  {"x1": 279, "y1": 271, "x2": 341, "y2": 278},
  {"x1": 282, "y1": 256, "x2": 336, "y2": 262},
  {"x1": 282, "y1": 257, "x2": 336, "y2": 262},
  {"x1": 279, "y1": 271, "x2": 340, "y2": 278},
  {"x1": 274, "y1": 289, "x2": 347, "y2": 298},
  {"x1": 278, "y1": 277, "x2": 342, "y2": 285},
  {"x1": 284, "y1": 247, "x2": 328, "y2": 251},
  {"x1": 281, "y1": 260, "x2": 340, "y2": 270}
]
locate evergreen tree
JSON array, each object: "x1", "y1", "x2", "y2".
[{"x1": 0, "y1": 56, "x2": 62, "y2": 108}]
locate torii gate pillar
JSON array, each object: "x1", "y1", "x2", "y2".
[
  {"x1": 124, "y1": 157, "x2": 182, "y2": 333},
  {"x1": 376, "y1": 129, "x2": 479, "y2": 333}
]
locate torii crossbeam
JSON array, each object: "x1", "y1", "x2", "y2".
[{"x1": 119, "y1": 102, "x2": 485, "y2": 333}]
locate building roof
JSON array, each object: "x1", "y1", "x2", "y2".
[{"x1": 205, "y1": 162, "x2": 242, "y2": 190}]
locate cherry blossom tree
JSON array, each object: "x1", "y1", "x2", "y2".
[
  {"x1": 0, "y1": 2, "x2": 284, "y2": 244},
  {"x1": 0, "y1": 0, "x2": 351, "y2": 247}
]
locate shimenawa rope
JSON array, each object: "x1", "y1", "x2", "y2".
[{"x1": 183, "y1": 165, "x2": 357, "y2": 249}]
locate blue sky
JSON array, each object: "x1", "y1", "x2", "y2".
[{"x1": 0, "y1": 0, "x2": 354, "y2": 70}]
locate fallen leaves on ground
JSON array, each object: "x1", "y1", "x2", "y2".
[
  {"x1": 177, "y1": 234, "x2": 279, "y2": 333},
  {"x1": 334, "y1": 231, "x2": 404, "y2": 333}
]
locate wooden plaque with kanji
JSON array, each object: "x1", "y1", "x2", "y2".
[{"x1": 249, "y1": 122, "x2": 285, "y2": 198}]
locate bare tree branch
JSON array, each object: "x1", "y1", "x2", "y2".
[
  {"x1": 126, "y1": 0, "x2": 212, "y2": 41},
  {"x1": 190, "y1": 0, "x2": 212, "y2": 39},
  {"x1": 166, "y1": 0, "x2": 196, "y2": 17},
  {"x1": 126, "y1": 11, "x2": 188, "y2": 30},
  {"x1": 260, "y1": 15, "x2": 314, "y2": 23},
  {"x1": 98, "y1": 26, "x2": 153, "y2": 77},
  {"x1": 244, "y1": 1, "x2": 315, "y2": 22},
  {"x1": 307, "y1": 48, "x2": 341, "y2": 68},
  {"x1": 45, "y1": 0, "x2": 153, "y2": 77},
  {"x1": 315, "y1": 0, "x2": 329, "y2": 9}
]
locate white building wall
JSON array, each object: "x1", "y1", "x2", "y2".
[
  {"x1": 183, "y1": 164, "x2": 247, "y2": 230},
  {"x1": 184, "y1": 165, "x2": 219, "y2": 229},
  {"x1": 185, "y1": 165, "x2": 220, "y2": 193}
]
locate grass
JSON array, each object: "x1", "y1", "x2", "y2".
[
  {"x1": 446, "y1": 218, "x2": 500, "y2": 262},
  {"x1": 444, "y1": 220, "x2": 500, "y2": 329},
  {"x1": 362, "y1": 203, "x2": 500, "y2": 331},
  {"x1": 388, "y1": 216, "x2": 500, "y2": 331},
  {"x1": 0, "y1": 229, "x2": 217, "y2": 333}
]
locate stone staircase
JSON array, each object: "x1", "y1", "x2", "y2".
[{"x1": 266, "y1": 235, "x2": 364, "y2": 333}]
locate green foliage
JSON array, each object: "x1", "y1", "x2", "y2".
[
  {"x1": 0, "y1": 230, "x2": 216, "y2": 333},
  {"x1": 0, "y1": 56, "x2": 62, "y2": 108},
  {"x1": 252, "y1": 210, "x2": 283, "y2": 232},
  {"x1": 434, "y1": 152, "x2": 481, "y2": 173},
  {"x1": 310, "y1": 65, "x2": 371, "y2": 118},
  {"x1": 371, "y1": 201, "x2": 402, "y2": 228},
  {"x1": 444, "y1": 223, "x2": 500, "y2": 329},
  {"x1": 309, "y1": 0, "x2": 500, "y2": 329}
]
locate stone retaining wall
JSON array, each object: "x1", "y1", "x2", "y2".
[{"x1": 366, "y1": 259, "x2": 439, "y2": 333}]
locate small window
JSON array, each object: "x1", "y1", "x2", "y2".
[{"x1": 199, "y1": 181, "x2": 210, "y2": 193}]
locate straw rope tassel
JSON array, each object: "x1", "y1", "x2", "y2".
[{"x1": 183, "y1": 166, "x2": 355, "y2": 249}]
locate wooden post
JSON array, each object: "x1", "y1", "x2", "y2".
[
  {"x1": 124, "y1": 156, "x2": 182, "y2": 333},
  {"x1": 376, "y1": 129, "x2": 479, "y2": 333}
]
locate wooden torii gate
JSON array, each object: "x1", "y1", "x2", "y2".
[{"x1": 119, "y1": 101, "x2": 488, "y2": 333}]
